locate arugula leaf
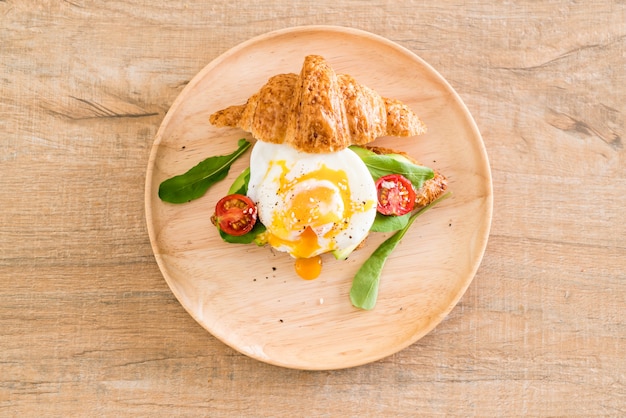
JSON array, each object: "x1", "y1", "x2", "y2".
[
  {"x1": 228, "y1": 167, "x2": 251, "y2": 195},
  {"x1": 349, "y1": 145, "x2": 434, "y2": 189},
  {"x1": 158, "y1": 139, "x2": 251, "y2": 203},
  {"x1": 349, "y1": 192, "x2": 451, "y2": 310},
  {"x1": 370, "y1": 212, "x2": 411, "y2": 233},
  {"x1": 218, "y1": 221, "x2": 266, "y2": 245}
]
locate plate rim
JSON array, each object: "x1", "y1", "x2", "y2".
[{"x1": 145, "y1": 25, "x2": 493, "y2": 370}]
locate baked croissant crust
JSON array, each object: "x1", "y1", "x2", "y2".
[{"x1": 209, "y1": 55, "x2": 426, "y2": 153}]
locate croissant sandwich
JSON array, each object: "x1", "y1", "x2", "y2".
[{"x1": 209, "y1": 55, "x2": 426, "y2": 153}]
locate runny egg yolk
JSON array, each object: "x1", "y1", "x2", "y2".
[
  {"x1": 264, "y1": 161, "x2": 372, "y2": 280},
  {"x1": 294, "y1": 254, "x2": 322, "y2": 280}
]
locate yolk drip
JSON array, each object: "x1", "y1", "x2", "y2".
[{"x1": 294, "y1": 255, "x2": 322, "y2": 280}]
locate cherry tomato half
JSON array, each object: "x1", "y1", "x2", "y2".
[
  {"x1": 211, "y1": 194, "x2": 258, "y2": 236},
  {"x1": 375, "y1": 174, "x2": 416, "y2": 216}
]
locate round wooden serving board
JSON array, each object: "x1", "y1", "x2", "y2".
[{"x1": 145, "y1": 26, "x2": 492, "y2": 370}]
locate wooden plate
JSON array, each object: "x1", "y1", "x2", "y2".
[{"x1": 145, "y1": 26, "x2": 492, "y2": 370}]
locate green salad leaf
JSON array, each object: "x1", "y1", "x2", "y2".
[
  {"x1": 349, "y1": 145, "x2": 434, "y2": 190},
  {"x1": 227, "y1": 167, "x2": 251, "y2": 195},
  {"x1": 349, "y1": 192, "x2": 451, "y2": 310},
  {"x1": 370, "y1": 212, "x2": 412, "y2": 233},
  {"x1": 218, "y1": 221, "x2": 266, "y2": 245},
  {"x1": 158, "y1": 139, "x2": 251, "y2": 203}
]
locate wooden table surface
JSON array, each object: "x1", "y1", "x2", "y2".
[{"x1": 2, "y1": 1, "x2": 625, "y2": 416}]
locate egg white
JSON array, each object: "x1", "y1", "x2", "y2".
[{"x1": 247, "y1": 141, "x2": 377, "y2": 258}]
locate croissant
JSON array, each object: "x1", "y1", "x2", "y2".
[{"x1": 209, "y1": 55, "x2": 426, "y2": 153}]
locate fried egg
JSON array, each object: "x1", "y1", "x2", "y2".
[{"x1": 247, "y1": 141, "x2": 377, "y2": 279}]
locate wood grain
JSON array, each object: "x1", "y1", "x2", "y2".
[
  {"x1": 1, "y1": 0, "x2": 625, "y2": 416},
  {"x1": 146, "y1": 26, "x2": 492, "y2": 370}
]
